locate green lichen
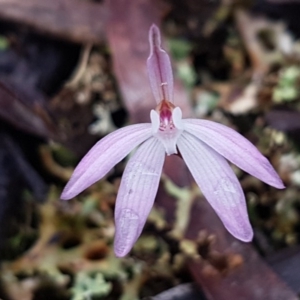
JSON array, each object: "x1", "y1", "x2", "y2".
[
  {"x1": 71, "y1": 272, "x2": 112, "y2": 300},
  {"x1": 168, "y1": 38, "x2": 196, "y2": 88},
  {"x1": 168, "y1": 38, "x2": 192, "y2": 61},
  {"x1": 273, "y1": 66, "x2": 300, "y2": 103},
  {"x1": 0, "y1": 36, "x2": 8, "y2": 50},
  {"x1": 161, "y1": 175, "x2": 199, "y2": 238},
  {"x1": 176, "y1": 61, "x2": 197, "y2": 88}
]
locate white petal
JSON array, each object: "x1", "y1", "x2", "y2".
[
  {"x1": 177, "y1": 132, "x2": 253, "y2": 242},
  {"x1": 150, "y1": 109, "x2": 160, "y2": 134},
  {"x1": 172, "y1": 107, "x2": 184, "y2": 130},
  {"x1": 114, "y1": 137, "x2": 165, "y2": 257}
]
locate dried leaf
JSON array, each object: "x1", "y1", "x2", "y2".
[
  {"x1": 0, "y1": 0, "x2": 108, "y2": 43},
  {"x1": 265, "y1": 110, "x2": 300, "y2": 132},
  {"x1": 0, "y1": 80, "x2": 57, "y2": 138}
]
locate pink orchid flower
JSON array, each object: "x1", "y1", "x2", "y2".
[{"x1": 61, "y1": 24, "x2": 284, "y2": 257}]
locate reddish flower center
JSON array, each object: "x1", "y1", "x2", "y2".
[{"x1": 156, "y1": 100, "x2": 175, "y2": 131}]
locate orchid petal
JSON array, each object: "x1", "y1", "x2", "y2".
[
  {"x1": 61, "y1": 124, "x2": 152, "y2": 199},
  {"x1": 114, "y1": 137, "x2": 165, "y2": 257},
  {"x1": 172, "y1": 107, "x2": 184, "y2": 130},
  {"x1": 147, "y1": 24, "x2": 173, "y2": 104},
  {"x1": 178, "y1": 132, "x2": 253, "y2": 242},
  {"x1": 150, "y1": 109, "x2": 160, "y2": 134},
  {"x1": 184, "y1": 119, "x2": 284, "y2": 189}
]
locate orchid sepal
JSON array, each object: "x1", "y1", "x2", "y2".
[{"x1": 147, "y1": 24, "x2": 174, "y2": 104}]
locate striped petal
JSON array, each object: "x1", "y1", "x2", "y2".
[
  {"x1": 61, "y1": 124, "x2": 152, "y2": 199},
  {"x1": 184, "y1": 119, "x2": 284, "y2": 189},
  {"x1": 114, "y1": 137, "x2": 165, "y2": 257},
  {"x1": 147, "y1": 24, "x2": 173, "y2": 103},
  {"x1": 177, "y1": 132, "x2": 253, "y2": 242}
]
